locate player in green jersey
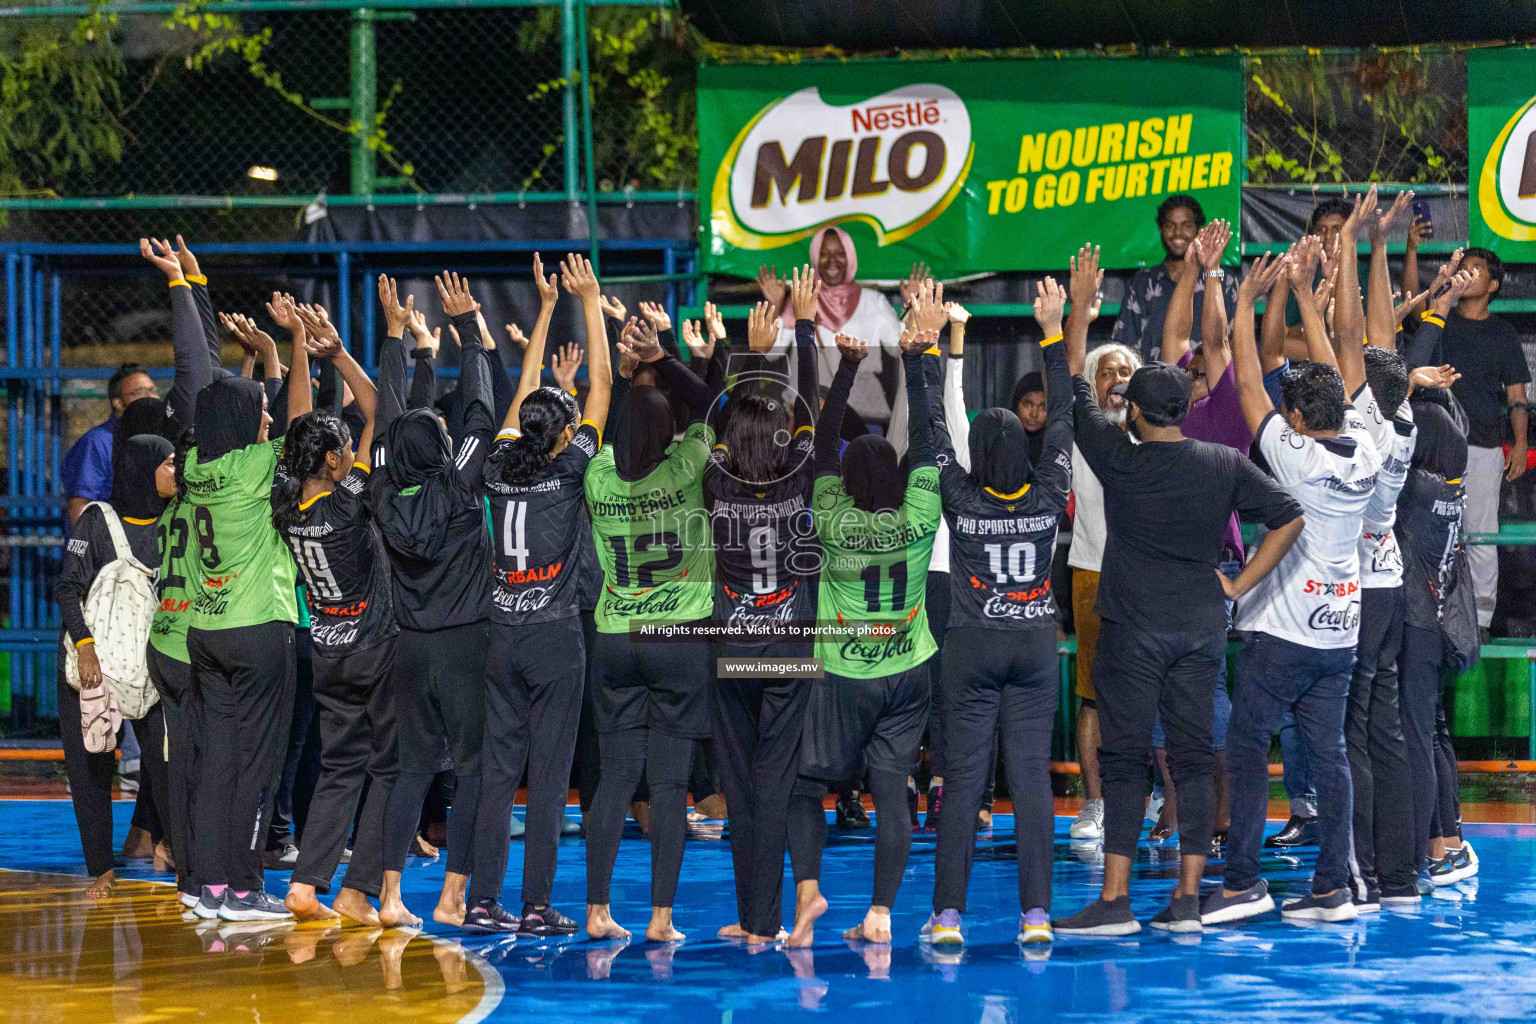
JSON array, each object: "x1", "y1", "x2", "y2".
[
  {"x1": 582, "y1": 316, "x2": 716, "y2": 943},
  {"x1": 785, "y1": 294, "x2": 943, "y2": 949},
  {"x1": 183, "y1": 293, "x2": 310, "y2": 923}
]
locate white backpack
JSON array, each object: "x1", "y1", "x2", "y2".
[{"x1": 62, "y1": 502, "x2": 161, "y2": 720}]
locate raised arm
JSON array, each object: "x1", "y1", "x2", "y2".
[
  {"x1": 814, "y1": 335, "x2": 865, "y2": 477},
  {"x1": 267, "y1": 292, "x2": 311, "y2": 427},
  {"x1": 1033, "y1": 277, "x2": 1072, "y2": 439},
  {"x1": 1233, "y1": 252, "x2": 1290, "y2": 435},
  {"x1": 639, "y1": 302, "x2": 680, "y2": 361},
  {"x1": 1259, "y1": 270, "x2": 1291, "y2": 374},
  {"x1": 141, "y1": 237, "x2": 207, "y2": 434},
  {"x1": 500, "y1": 254, "x2": 560, "y2": 434},
  {"x1": 172, "y1": 235, "x2": 225, "y2": 378},
  {"x1": 562, "y1": 253, "x2": 613, "y2": 435},
  {"x1": 787, "y1": 270, "x2": 822, "y2": 429},
  {"x1": 944, "y1": 301, "x2": 972, "y2": 468},
  {"x1": 899, "y1": 328, "x2": 940, "y2": 470},
  {"x1": 1332, "y1": 186, "x2": 1374, "y2": 376},
  {"x1": 1198, "y1": 220, "x2": 1233, "y2": 371},
  {"x1": 299, "y1": 304, "x2": 377, "y2": 461},
  {"x1": 374, "y1": 274, "x2": 412, "y2": 444},
  {"x1": 405, "y1": 309, "x2": 438, "y2": 412},
  {"x1": 1161, "y1": 237, "x2": 1201, "y2": 368},
  {"x1": 437, "y1": 272, "x2": 494, "y2": 483},
  {"x1": 1288, "y1": 235, "x2": 1340, "y2": 373},
  {"x1": 1364, "y1": 192, "x2": 1414, "y2": 369},
  {"x1": 1065, "y1": 243, "x2": 1104, "y2": 377}
]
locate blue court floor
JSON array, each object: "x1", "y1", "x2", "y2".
[{"x1": 4, "y1": 800, "x2": 1536, "y2": 1024}]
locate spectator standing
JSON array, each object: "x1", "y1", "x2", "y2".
[
  {"x1": 63, "y1": 364, "x2": 160, "y2": 526},
  {"x1": 1110, "y1": 195, "x2": 1238, "y2": 364}
]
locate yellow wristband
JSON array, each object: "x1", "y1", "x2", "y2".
[
  {"x1": 1040, "y1": 333, "x2": 1064, "y2": 347},
  {"x1": 168, "y1": 279, "x2": 190, "y2": 290},
  {"x1": 1422, "y1": 313, "x2": 1445, "y2": 328},
  {"x1": 75, "y1": 637, "x2": 94, "y2": 649},
  {"x1": 186, "y1": 273, "x2": 208, "y2": 285}
]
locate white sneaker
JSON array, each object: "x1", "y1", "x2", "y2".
[
  {"x1": 1144, "y1": 792, "x2": 1165, "y2": 825},
  {"x1": 1070, "y1": 799, "x2": 1104, "y2": 840}
]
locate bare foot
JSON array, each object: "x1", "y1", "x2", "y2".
[
  {"x1": 744, "y1": 931, "x2": 779, "y2": 946},
  {"x1": 285, "y1": 883, "x2": 341, "y2": 922},
  {"x1": 693, "y1": 793, "x2": 728, "y2": 819},
  {"x1": 432, "y1": 899, "x2": 466, "y2": 927},
  {"x1": 843, "y1": 908, "x2": 892, "y2": 944},
  {"x1": 1149, "y1": 814, "x2": 1176, "y2": 843},
  {"x1": 378, "y1": 898, "x2": 422, "y2": 929},
  {"x1": 411, "y1": 834, "x2": 439, "y2": 859},
  {"x1": 717, "y1": 922, "x2": 749, "y2": 939},
  {"x1": 976, "y1": 808, "x2": 993, "y2": 830},
  {"x1": 83, "y1": 869, "x2": 114, "y2": 899},
  {"x1": 153, "y1": 841, "x2": 176, "y2": 872},
  {"x1": 121, "y1": 827, "x2": 154, "y2": 860},
  {"x1": 787, "y1": 888, "x2": 826, "y2": 947},
  {"x1": 586, "y1": 904, "x2": 631, "y2": 941},
  {"x1": 646, "y1": 907, "x2": 685, "y2": 943},
  {"x1": 333, "y1": 887, "x2": 381, "y2": 927}
]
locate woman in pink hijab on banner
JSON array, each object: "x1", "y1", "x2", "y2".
[{"x1": 756, "y1": 226, "x2": 908, "y2": 427}]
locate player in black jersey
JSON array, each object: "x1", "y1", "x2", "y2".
[
  {"x1": 270, "y1": 308, "x2": 397, "y2": 926},
  {"x1": 370, "y1": 273, "x2": 497, "y2": 930},
  {"x1": 471, "y1": 253, "x2": 613, "y2": 936},
  {"x1": 706, "y1": 273, "x2": 821, "y2": 944},
  {"x1": 923, "y1": 280, "x2": 1074, "y2": 947}
]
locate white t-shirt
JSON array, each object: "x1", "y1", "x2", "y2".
[
  {"x1": 771, "y1": 287, "x2": 904, "y2": 424},
  {"x1": 1353, "y1": 382, "x2": 1417, "y2": 590},
  {"x1": 1067, "y1": 442, "x2": 1107, "y2": 573},
  {"x1": 1236, "y1": 403, "x2": 1383, "y2": 648}
]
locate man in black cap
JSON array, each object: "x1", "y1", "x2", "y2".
[{"x1": 1052, "y1": 245, "x2": 1305, "y2": 937}]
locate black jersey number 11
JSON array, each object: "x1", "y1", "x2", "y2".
[{"x1": 859, "y1": 561, "x2": 907, "y2": 613}]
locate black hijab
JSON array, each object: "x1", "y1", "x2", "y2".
[
  {"x1": 841, "y1": 434, "x2": 903, "y2": 513},
  {"x1": 968, "y1": 407, "x2": 1034, "y2": 495},
  {"x1": 194, "y1": 376, "x2": 265, "y2": 462},
  {"x1": 614, "y1": 386, "x2": 676, "y2": 480},
  {"x1": 1410, "y1": 402, "x2": 1468, "y2": 480},
  {"x1": 384, "y1": 408, "x2": 452, "y2": 490},
  {"x1": 118, "y1": 395, "x2": 168, "y2": 441},
  {"x1": 111, "y1": 434, "x2": 173, "y2": 521}
]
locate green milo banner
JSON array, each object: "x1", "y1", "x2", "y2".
[
  {"x1": 1470, "y1": 48, "x2": 1536, "y2": 260},
  {"x1": 699, "y1": 57, "x2": 1244, "y2": 277}
]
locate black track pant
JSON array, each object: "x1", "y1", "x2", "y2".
[
  {"x1": 188, "y1": 621, "x2": 297, "y2": 891},
  {"x1": 290, "y1": 637, "x2": 398, "y2": 897},
  {"x1": 585, "y1": 726, "x2": 695, "y2": 907},
  {"x1": 1095, "y1": 621, "x2": 1222, "y2": 862},
  {"x1": 1431, "y1": 699, "x2": 1461, "y2": 842},
  {"x1": 924, "y1": 571, "x2": 951, "y2": 777},
  {"x1": 268, "y1": 627, "x2": 315, "y2": 849},
  {"x1": 382, "y1": 620, "x2": 490, "y2": 876},
  {"x1": 472, "y1": 616, "x2": 585, "y2": 906},
  {"x1": 712, "y1": 641, "x2": 812, "y2": 937},
  {"x1": 932, "y1": 626, "x2": 1057, "y2": 914},
  {"x1": 1346, "y1": 586, "x2": 1415, "y2": 895},
  {"x1": 1402, "y1": 623, "x2": 1452, "y2": 864},
  {"x1": 147, "y1": 647, "x2": 200, "y2": 894},
  {"x1": 57, "y1": 670, "x2": 167, "y2": 878},
  {"x1": 576, "y1": 610, "x2": 601, "y2": 813},
  {"x1": 788, "y1": 769, "x2": 911, "y2": 908}
]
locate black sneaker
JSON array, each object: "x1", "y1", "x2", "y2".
[
  {"x1": 1427, "y1": 854, "x2": 1459, "y2": 887},
  {"x1": 1149, "y1": 894, "x2": 1202, "y2": 933},
  {"x1": 520, "y1": 903, "x2": 579, "y2": 936},
  {"x1": 217, "y1": 889, "x2": 294, "y2": 922},
  {"x1": 192, "y1": 886, "x2": 224, "y2": 920},
  {"x1": 836, "y1": 793, "x2": 871, "y2": 829},
  {"x1": 1380, "y1": 883, "x2": 1421, "y2": 907},
  {"x1": 1353, "y1": 884, "x2": 1381, "y2": 915},
  {"x1": 1199, "y1": 880, "x2": 1275, "y2": 925},
  {"x1": 1281, "y1": 889, "x2": 1357, "y2": 922},
  {"x1": 1051, "y1": 896, "x2": 1140, "y2": 936},
  {"x1": 922, "y1": 786, "x2": 943, "y2": 834},
  {"x1": 1263, "y1": 815, "x2": 1320, "y2": 848},
  {"x1": 463, "y1": 897, "x2": 520, "y2": 934}
]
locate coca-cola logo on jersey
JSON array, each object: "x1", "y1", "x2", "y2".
[
  {"x1": 494, "y1": 586, "x2": 554, "y2": 615},
  {"x1": 711, "y1": 84, "x2": 973, "y2": 252},
  {"x1": 1307, "y1": 601, "x2": 1360, "y2": 633},
  {"x1": 982, "y1": 594, "x2": 1054, "y2": 621}
]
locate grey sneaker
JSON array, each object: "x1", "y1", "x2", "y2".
[
  {"x1": 192, "y1": 886, "x2": 224, "y2": 920},
  {"x1": 1149, "y1": 894, "x2": 1202, "y2": 933},
  {"x1": 1200, "y1": 880, "x2": 1275, "y2": 925},
  {"x1": 1070, "y1": 799, "x2": 1104, "y2": 840},
  {"x1": 1281, "y1": 889, "x2": 1357, "y2": 922},
  {"x1": 1052, "y1": 896, "x2": 1140, "y2": 936},
  {"x1": 261, "y1": 843, "x2": 299, "y2": 870},
  {"x1": 217, "y1": 889, "x2": 294, "y2": 922}
]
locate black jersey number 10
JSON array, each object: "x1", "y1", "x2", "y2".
[{"x1": 609, "y1": 532, "x2": 682, "y2": 587}]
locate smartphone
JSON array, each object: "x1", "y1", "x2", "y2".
[{"x1": 1412, "y1": 199, "x2": 1434, "y2": 239}]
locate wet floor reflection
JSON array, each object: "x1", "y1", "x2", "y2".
[{"x1": 0, "y1": 872, "x2": 491, "y2": 1024}]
